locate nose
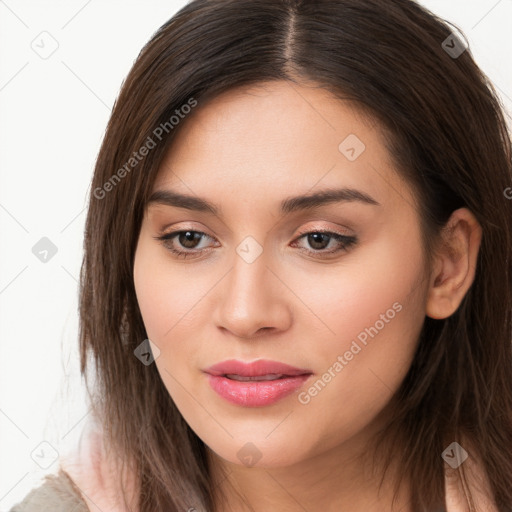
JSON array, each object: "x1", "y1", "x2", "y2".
[{"x1": 212, "y1": 248, "x2": 293, "y2": 340}]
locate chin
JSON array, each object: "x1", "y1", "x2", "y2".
[{"x1": 203, "y1": 434, "x2": 313, "y2": 470}]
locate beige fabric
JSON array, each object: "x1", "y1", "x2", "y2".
[{"x1": 8, "y1": 470, "x2": 88, "y2": 512}]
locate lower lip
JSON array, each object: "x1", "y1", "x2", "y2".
[{"x1": 206, "y1": 374, "x2": 312, "y2": 407}]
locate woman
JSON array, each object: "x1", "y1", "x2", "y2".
[{"x1": 10, "y1": 0, "x2": 512, "y2": 510}]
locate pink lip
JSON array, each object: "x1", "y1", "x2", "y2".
[
  {"x1": 203, "y1": 359, "x2": 313, "y2": 407},
  {"x1": 204, "y1": 359, "x2": 312, "y2": 377}
]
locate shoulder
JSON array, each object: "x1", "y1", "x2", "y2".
[{"x1": 9, "y1": 469, "x2": 89, "y2": 512}]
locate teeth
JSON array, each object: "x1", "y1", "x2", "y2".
[{"x1": 225, "y1": 373, "x2": 285, "y2": 381}]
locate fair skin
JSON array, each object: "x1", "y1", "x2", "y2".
[{"x1": 133, "y1": 80, "x2": 482, "y2": 512}]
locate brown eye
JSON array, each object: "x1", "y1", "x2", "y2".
[
  {"x1": 154, "y1": 230, "x2": 217, "y2": 259},
  {"x1": 176, "y1": 231, "x2": 203, "y2": 249},
  {"x1": 306, "y1": 232, "x2": 331, "y2": 250},
  {"x1": 291, "y1": 230, "x2": 357, "y2": 258}
]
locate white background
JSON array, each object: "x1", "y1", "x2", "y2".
[{"x1": 0, "y1": 0, "x2": 511, "y2": 509}]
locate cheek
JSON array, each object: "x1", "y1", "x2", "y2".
[
  {"x1": 133, "y1": 246, "x2": 167, "y2": 340},
  {"x1": 289, "y1": 232, "x2": 426, "y2": 435},
  {"x1": 133, "y1": 240, "x2": 201, "y2": 410},
  {"x1": 133, "y1": 237, "x2": 199, "y2": 342},
  {"x1": 281, "y1": 229, "x2": 425, "y2": 355}
]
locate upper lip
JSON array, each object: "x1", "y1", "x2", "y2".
[{"x1": 204, "y1": 359, "x2": 313, "y2": 377}]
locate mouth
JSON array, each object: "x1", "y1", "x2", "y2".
[{"x1": 203, "y1": 359, "x2": 313, "y2": 407}]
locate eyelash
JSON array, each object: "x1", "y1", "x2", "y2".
[{"x1": 154, "y1": 228, "x2": 357, "y2": 260}]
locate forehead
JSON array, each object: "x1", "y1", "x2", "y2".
[{"x1": 152, "y1": 80, "x2": 417, "y2": 216}]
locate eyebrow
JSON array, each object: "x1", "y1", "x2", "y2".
[{"x1": 147, "y1": 187, "x2": 381, "y2": 216}]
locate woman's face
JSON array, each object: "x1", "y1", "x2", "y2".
[{"x1": 133, "y1": 80, "x2": 430, "y2": 469}]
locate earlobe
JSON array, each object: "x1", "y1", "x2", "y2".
[{"x1": 425, "y1": 208, "x2": 482, "y2": 320}]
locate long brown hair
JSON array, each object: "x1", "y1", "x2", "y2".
[{"x1": 78, "y1": 1, "x2": 512, "y2": 510}]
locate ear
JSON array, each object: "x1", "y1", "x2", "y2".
[{"x1": 425, "y1": 208, "x2": 482, "y2": 320}]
